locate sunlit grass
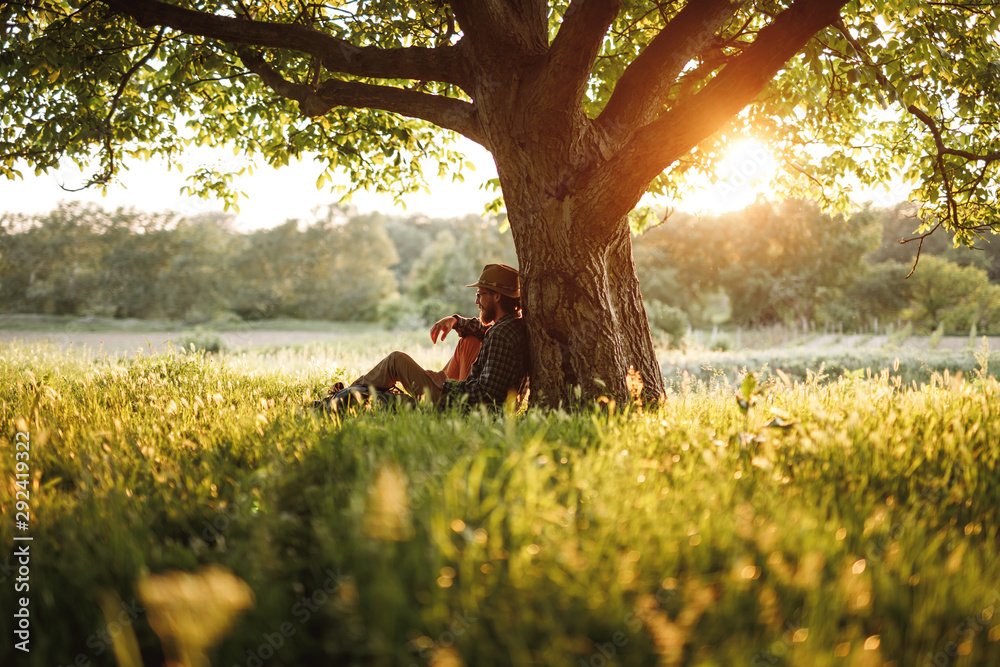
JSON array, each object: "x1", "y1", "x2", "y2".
[{"x1": 1, "y1": 341, "x2": 999, "y2": 666}]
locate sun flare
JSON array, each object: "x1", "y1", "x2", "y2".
[{"x1": 671, "y1": 138, "x2": 780, "y2": 216}]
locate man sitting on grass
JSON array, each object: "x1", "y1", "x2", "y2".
[{"x1": 335, "y1": 263, "x2": 529, "y2": 411}]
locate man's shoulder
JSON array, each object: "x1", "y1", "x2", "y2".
[{"x1": 489, "y1": 315, "x2": 526, "y2": 336}]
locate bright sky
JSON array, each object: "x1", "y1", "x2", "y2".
[
  {"x1": 0, "y1": 137, "x2": 909, "y2": 230},
  {"x1": 0, "y1": 139, "x2": 501, "y2": 230}
]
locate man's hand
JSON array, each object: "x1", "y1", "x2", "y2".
[{"x1": 430, "y1": 316, "x2": 457, "y2": 344}]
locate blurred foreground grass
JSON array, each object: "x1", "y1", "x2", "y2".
[{"x1": 1, "y1": 340, "x2": 999, "y2": 666}]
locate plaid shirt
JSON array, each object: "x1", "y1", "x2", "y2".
[{"x1": 442, "y1": 313, "x2": 528, "y2": 408}]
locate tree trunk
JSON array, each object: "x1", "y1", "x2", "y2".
[
  {"x1": 500, "y1": 168, "x2": 665, "y2": 407},
  {"x1": 469, "y1": 45, "x2": 664, "y2": 407}
]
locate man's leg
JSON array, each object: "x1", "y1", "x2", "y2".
[
  {"x1": 353, "y1": 351, "x2": 444, "y2": 403},
  {"x1": 441, "y1": 336, "x2": 483, "y2": 381}
]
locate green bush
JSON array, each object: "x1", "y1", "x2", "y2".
[
  {"x1": 833, "y1": 260, "x2": 912, "y2": 330},
  {"x1": 173, "y1": 330, "x2": 227, "y2": 354},
  {"x1": 904, "y1": 256, "x2": 994, "y2": 333},
  {"x1": 645, "y1": 299, "x2": 689, "y2": 348}
]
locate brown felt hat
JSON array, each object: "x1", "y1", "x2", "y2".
[{"x1": 466, "y1": 263, "x2": 520, "y2": 298}]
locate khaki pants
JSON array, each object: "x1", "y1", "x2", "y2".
[{"x1": 352, "y1": 337, "x2": 482, "y2": 404}]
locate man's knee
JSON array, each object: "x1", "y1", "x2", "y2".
[
  {"x1": 385, "y1": 350, "x2": 418, "y2": 377},
  {"x1": 386, "y1": 350, "x2": 407, "y2": 366}
]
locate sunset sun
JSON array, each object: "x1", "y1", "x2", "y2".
[{"x1": 674, "y1": 138, "x2": 780, "y2": 216}]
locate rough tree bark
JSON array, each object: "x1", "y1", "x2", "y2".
[
  {"x1": 490, "y1": 139, "x2": 665, "y2": 404},
  {"x1": 505, "y1": 176, "x2": 664, "y2": 406}
]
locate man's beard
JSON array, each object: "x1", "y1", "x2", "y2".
[{"x1": 479, "y1": 302, "x2": 497, "y2": 324}]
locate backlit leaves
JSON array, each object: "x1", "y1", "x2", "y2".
[{"x1": 1, "y1": 0, "x2": 998, "y2": 241}]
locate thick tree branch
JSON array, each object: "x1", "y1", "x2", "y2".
[
  {"x1": 447, "y1": 1, "x2": 491, "y2": 44},
  {"x1": 506, "y1": 0, "x2": 548, "y2": 44},
  {"x1": 449, "y1": 0, "x2": 546, "y2": 57},
  {"x1": 673, "y1": 48, "x2": 736, "y2": 98},
  {"x1": 239, "y1": 50, "x2": 486, "y2": 148},
  {"x1": 542, "y1": 0, "x2": 622, "y2": 113},
  {"x1": 591, "y1": 0, "x2": 849, "y2": 224},
  {"x1": 102, "y1": 0, "x2": 472, "y2": 90},
  {"x1": 596, "y1": 0, "x2": 739, "y2": 142}
]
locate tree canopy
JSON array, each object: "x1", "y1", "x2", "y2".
[{"x1": 2, "y1": 1, "x2": 997, "y2": 238}]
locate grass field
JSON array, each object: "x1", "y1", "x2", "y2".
[{"x1": 2, "y1": 328, "x2": 1000, "y2": 666}]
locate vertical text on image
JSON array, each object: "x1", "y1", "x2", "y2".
[{"x1": 13, "y1": 429, "x2": 33, "y2": 653}]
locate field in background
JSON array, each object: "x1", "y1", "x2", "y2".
[
  {"x1": 2, "y1": 319, "x2": 1000, "y2": 666},
  {"x1": 1, "y1": 314, "x2": 998, "y2": 384}
]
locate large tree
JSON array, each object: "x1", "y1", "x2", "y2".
[{"x1": 2, "y1": 1, "x2": 998, "y2": 404}]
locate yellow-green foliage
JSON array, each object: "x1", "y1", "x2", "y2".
[{"x1": 1, "y1": 345, "x2": 999, "y2": 666}]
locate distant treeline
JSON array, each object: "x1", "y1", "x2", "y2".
[
  {"x1": 635, "y1": 200, "x2": 1000, "y2": 338},
  {"x1": 0, "y1": 203, "x2": 516, "y2": 327},
  {"x1": 1, "y1": 201, "x2": 998, "y2": 334}
]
